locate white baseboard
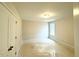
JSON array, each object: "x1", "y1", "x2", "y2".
[{"x1": 51, "y1": 38, "x2": 74, "y2": 51}]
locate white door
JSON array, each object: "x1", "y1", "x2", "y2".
[{"x1": 7, "y1": 13, "x2": 16, "y2": 56}]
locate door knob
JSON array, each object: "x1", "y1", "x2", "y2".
[{"x1": 8, "y1": 46, "x2": 13, "y2": 51}]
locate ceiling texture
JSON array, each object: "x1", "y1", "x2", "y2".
[{"x1": 12, "y1": 2, "x2": 73, "y2": 22}]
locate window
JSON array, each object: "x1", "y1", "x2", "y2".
[{"x1": 48, "y1": 22, "x2": 56, "y2": 39}]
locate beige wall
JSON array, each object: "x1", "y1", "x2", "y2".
[
  {"x1": 55, "y1": 18, "x2": 74, "y2": 49},
  {"x1": 22, "y1": 20, "x2": 48, "y2": 42}
]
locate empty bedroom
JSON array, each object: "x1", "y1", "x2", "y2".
[{"x1": 0, "y1": 2, "x2": 79, "y2": 57}]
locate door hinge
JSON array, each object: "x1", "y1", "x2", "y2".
[
  {"x1": 15, "y1": 21, "x2": 17, "y2": 24},
  {"x1": 15, "y1": 52, "x2": 17, "y2": 55},
  {"x1": 15, "y1": 36, "x2": 17, "y2": 39}
]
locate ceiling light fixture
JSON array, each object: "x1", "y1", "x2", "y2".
[{"x1": 41, "y1": 12, "x2": 54, "y2": 18}]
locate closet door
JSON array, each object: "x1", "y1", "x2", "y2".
[
  {"x1": 0, "y1": 3, "x2": 9, "y2": 56},
  {"x1": 7, "y1": 13, "x2": 16, "y2": 56},
  {"x1": 8, "y1": 15, "x2": 22, "y2": 56},
  {"x1": 8, "y1": 13, "x2": 21, "y2": 56}
]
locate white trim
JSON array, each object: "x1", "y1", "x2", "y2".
[{"x1": 52, "y1": 38, "x2": 74, "y2": 50}]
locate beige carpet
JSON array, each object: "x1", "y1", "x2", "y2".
[
  {"x1": 19, "y1": 43, "x2": 55, "y2": 57},
  {"x1": 19, "y1": 40, "x2": 74, "y2": 57}
]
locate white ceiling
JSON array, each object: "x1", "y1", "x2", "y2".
[{"x1": 12, "y1": 2, "x2": 73, "y2": 22}]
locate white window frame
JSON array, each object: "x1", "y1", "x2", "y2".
[{"x1": 48, "y1": 21, "x2": 56, "y2": 39}]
